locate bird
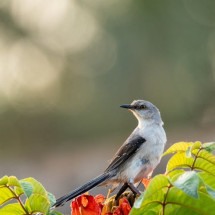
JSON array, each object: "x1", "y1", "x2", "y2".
[{"x1": 53, "y1": 100, "x2": 167, "y2": 208}]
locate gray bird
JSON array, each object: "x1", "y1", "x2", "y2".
[{"x1": 53, "y1": 100, "x2": 167, "y2": 208}]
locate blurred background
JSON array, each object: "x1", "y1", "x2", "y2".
[{"x1": 0, "y1": 0, "x2": 215, "y2": 213}]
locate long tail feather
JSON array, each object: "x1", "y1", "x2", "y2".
[{"x1": 53, "y1": 172, "x2": 112, "y2": 208}]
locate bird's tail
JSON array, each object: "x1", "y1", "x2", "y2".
[{"x1": 52, "y1": 172, "x2": 112, "y2": 208}]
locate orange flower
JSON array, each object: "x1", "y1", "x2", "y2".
[
  {"x1": 95, "y1": 194, "x2": 105, "y2": 211},
  {"x1": 113, "y1": 198, "x2": 131, "y2": 215},
  {"x1": 72, "y1": 201, "x2": 81, "y2": 215},
  {"x1": 101, "y1": 197, "x2": 131, "y2": 215},
  {"x1": 71, "y1": 194, "x2": 131, "y2": 215},
  {"x1": 142, "y1": 178, "x2": 151, "y2": 188},
  {"x1": 71, "y1": 194, "x2": 105, "y2": 215}
]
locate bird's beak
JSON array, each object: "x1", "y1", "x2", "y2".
[{"x1": 120, "y1": 104, "x2": 133, "y2": 109}]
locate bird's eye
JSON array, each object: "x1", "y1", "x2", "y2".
[{"x1": 140, "y1": 105, "x2": 147, "y2": 109}]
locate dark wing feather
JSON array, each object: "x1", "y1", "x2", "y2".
[{"x1": 105, "y1": 136, "x2": 146, "y2": 172}]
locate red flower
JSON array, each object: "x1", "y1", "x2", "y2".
[
  {"x1": 71, "y1": 194, "x2": 105, "y2": 215},
  {"x1": 72, "y1": 200, "x2": 81, "y2": 215},
  {"x1": 112, "y1": 198, "x2": 131, "y2": 215},
  {"x1": 95, "y1": 194, "x2": 105, "y2": 211},
  {"x1": 71, "y1": 194, "x2": 131, "y2": 215},
  {"x1": 101, "y1": 197, "x2": 131, "y2": 215}
]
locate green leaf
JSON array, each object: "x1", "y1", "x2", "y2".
[
  {"x1": 166, "y1": 187, "x2": 215, "y2": 215},
  {"x1": 0, "y1": 176, "x2": 59, "y2": 214},
  {"x1": 25, "y1": 194, "x2": 50, "y2": 214},
  {"x1": 198, "y1": 172, "x2": 215, "y2": 189},
  {"x1": 133, "y1": 194, "x2": 145, "y2": 209},
  {"x1": 163, "y1": 142, "x2": 193, "y2": 156},
  {"x1": 205, "y1": 185, "x2": 215, "y2": 199},
  {"x1": 185, "y1": 142, "x2": 202, "y2": 158},
  {"x1": 0, "y1": 187, "x2": 15, "y2": 206},
  {"x1": 172, "y1": 204, "x2": 205, "y2": 215},
  {"x1": 197, "y1": 172, "x2": 215, "y2": 199},
  {"x1": 21, "y1": 178, "x2": 47, "y2": 197},
  {"x1": 0, "y1": 176, "x2": 8, "y2": 187},
  {"x1": 166, "y1": 151, "x2": 215, "y2": 176},
  {"x1": 7, "y1": 176, "x2": 20, "y2": 187},
  {"x1": 131, "y1": 142, "x2": 215, "y2": 214},
  {"x1": 166, "y1": 152, "x2": 194, "y2": 173},
  {"x1": 202, "y1": 142, "x2": 215, "y2": 152},
  {"x1": 131, "y1": 175, "x2": 169, "y2": 214},
  {"x1": 166, "y1": 169, "x2": 185, "y2": 182},
  {"x1": 164, "y1": 204, "x2": 180, "y2": 214},
  {"x1": 191, "y1": 141, "x2": 202, "y2": 150},
  {"x1": 47, "y1": 192, "x2": 56, "y2": 206},
  {"x1": 185, "y1": 146, "x2": 192, "y2": 158},
  {"x1": 172, "y1": 171, "x2": 200, "y2": 198},
  {"x1": 0, "y1": 203, "x2": 26, "y2": 215},
  {"x1": 194, "y1": 158, "x2": 215, "y2": 177},
  {"x1": 14, "y1": 187, "x2": 24, "y2": 197},
  {"x1": 131, "y1": 201, "x2": 162, "y2": 215},
  {"x1": 19, "y1": 181, "x2": 33, "y2": 198},
  {"x1": 142, "y1": 174, "x2": 169, "y2": 200},
  {"x1": 192, "y1": 149, "x2": 215, "y2": 165}
]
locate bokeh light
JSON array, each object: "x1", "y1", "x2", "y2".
[{"x1": 0, "y1": 1, "x2": 214, "y2": 214}]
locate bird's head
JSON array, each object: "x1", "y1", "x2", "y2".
[{"x1": 120, "y1": 100, "x2": 163, "y2": 126}]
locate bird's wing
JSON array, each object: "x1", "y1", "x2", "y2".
[{"x1": 105, "y1": 135, "x2": 146, "y2": 172}]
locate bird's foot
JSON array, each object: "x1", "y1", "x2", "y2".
[
  {"x1": 115, "y1": 183, "x2": 129, "y2": 200},
  {"x1": 115, "y1": 182, "x2": 141, "y2": 200},
  {"x1": 127, "y1": 183, "x2": 141, "y2": 195}
]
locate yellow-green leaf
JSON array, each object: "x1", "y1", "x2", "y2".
[
  {"x1": 7, "y1": 176, "x2": 20, "y2": 187},
  {"x1": 202, "y1": 142, "x2": 215, "y2": 152},
  {"x1": 172, "y1": 171, "x2": 200, "y2": 198},
  {"x1": 0, "y1": 176, "x2": 8, "y2": 187},
  {"x1": 193, "y1": 158, "x2": 215, "y2": 177},
  {"x1": 163, "y1": 142, "x2": 193, "y2": 156},
  {"x1": 166, "y1": 153, "x2": 194, "y2": 173},
  {"x1": 14, "y1": 187, "x2": 24, "y2": 197},
  {"x1": 21, "y1": 178, "x2": 47, "y2": 197},
  {"x1": 25, "y1": 194, "x2": 50, "y2": 214},
  {"x1": 131, "y1": 202, "x2": 162, "y2": 215},
  {"x1": 143, "y1": 174, "x2": 169, "y2": 200},
  {"x1": 191, "y1": 141, "x2": 202, "y2": 150},
  {"x1": 131, "y1": 175, "x2": 169, "y2": 214},
  {"x1": 0, "y1": 203, "x2": 25, "y2": 215},
  {"x1": 166, "y1": 169, "x2": 185, "y2": 182},
  {"x1": 19, "y1": 181, "x2": 33, "y2": 198},
  {"x1": 192, "y1": 149, "x2": 215, "y2": 165},
  {"x1": 166, "y1": 187, "x2": 215, "y2": 215},
  {"x1": 0, "y1": 187, "x2": 15, "y2": 206},
  {"x1": 198, "y1": 172, "x2": 215, "y2": 190},
  {"x1": 47, "y1": 192, "x2": 56, "y2": 206}
]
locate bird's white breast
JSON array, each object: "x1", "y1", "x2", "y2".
[{"x1": 121, "y1": 124, "x2": 166, "y2": 183}]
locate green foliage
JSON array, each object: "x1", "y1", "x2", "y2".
[
  {"x1": 0, "y1": 176, "x2": 62, "y2": 215},
  {"x1": 130, "y1": 141, "x2": 215, "y2": 215},
  {"x1": 1, "y1": 141, "x2": 215, "y2": 215}
]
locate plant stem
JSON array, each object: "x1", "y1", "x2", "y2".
[
  {"x1": 7, "y1": 186, "x2": 30, "y2": 215},
  {"x1": 191, "y1": 148, "x2": 202, "y2": 170},
  {"x1": 162, "y1": 184, "x2": 172, "y2": 215}
]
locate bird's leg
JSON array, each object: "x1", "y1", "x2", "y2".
[
  {"x1": 115, "y1": 182, "x2": 141, "y2": 200},
  {"x1": 115, "y1": 183, "x2": 129, "y2": 200},
  {"x1": 127, "y1": 183, "x2": 141, "y2": 196}
]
